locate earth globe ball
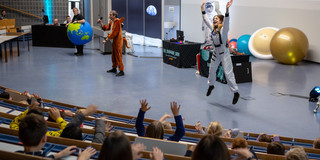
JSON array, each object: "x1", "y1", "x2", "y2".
[{"x1": 67, "y1": 21, "x2": 93, "y2": 45}]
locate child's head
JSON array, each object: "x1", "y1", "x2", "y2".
[
  {"x1": 145, "y1": 120, "x2": 164, "y2": 139},
  {"x1": 313, "y1": 138, "x2": 320, "y2": 149},
  {"x1": 267, "y1": 141, "x2": 285, "y2": 155},
  {"x1": 207, "y1": 121, "x2": 223, "y2": 136},
  {"x1": 285, "y1": 147, "x2": 308, "y2": 160},
  {"x1": 192, "y1": 134, "x2": 230, "y2": 160},
  {"x1": 161, "y1": 121, "x2": 172, "y2": 130},
  {"x1": 231, "y1": 137, "x2": 248, "y2": 149},
  {"x1": 0, "y1": 92, "x2": 12, "y2": 100},
  {"x1": 27, "y1": 108, "x2": 44, "y2": 116},
  {"x1": 258, "y1": 134, "x2": 272, "y2": 143},
  {"x1": 97, "y1": 130, "x2": 132, "y2": 160},
  {"x1": 19, "y1": 114, "x2": 47, "y2": 147}
]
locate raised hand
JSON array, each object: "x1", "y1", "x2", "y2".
[
  {"x1": 224, "y1": 130, "x2": 231, "y2": 138},
  {"x1": 140, "y1": 99, "x2": 151, "y2": 112},
  {"x1": 78, "y1": 147, "x2": 96, "y2": 160},
  {"x1": 23, "y1": 91, "x2": 32, "y2": 99},
  {"x1": 81, "y1": 104, "x2": 98, "y2": 116},
  {"x1": 226, "y1": 0, "x2": 233, "y2": 13},
  {"x1": 49, "y1": 107, "x2": 61, "y2": 121},
  {"x1": 132, "y1": 143, "x2": 146, "y2": 160},
  {"x1": 54, "y1": 146, "x2": 77, "y2": 159},
  {"x1": 201, "y1": 0, "x2": 207, "y2": 11},
  {"x1": 64, "y1": 110, "x2": 74, "y2": 117},
  {"x1": 33, "y1": 93, "x2": 41, "y2": 100},
  {"x1": 170, "y1": 101, "x2": 181, "y2": 116},
  {"x1": 232, "y1": 148, "x2": 253, "y2": 159},
  {"x1": 150, "y1": 147, "x2": 164, "y2": 160},
  {"x1": 105, "y1": 121, "x2": 114, "y2": 132},
  {"x1": 195, "y1": 121, "x2": 203, "y2": 132}
]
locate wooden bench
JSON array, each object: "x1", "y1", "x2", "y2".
[
  {"x1": 0, "y1": 150, "x2": 51, "y2": 160},
  {"x1": 0, "y1": 126, "x2": 190, "y2": 160}
]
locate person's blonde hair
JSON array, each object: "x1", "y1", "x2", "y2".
[
  {"x1": 313, "y1": 137, "x2": 320, "y2": 149},
  {"x1": 161, "y1": 121, "x2": 172, "y2": 130},
  {"x1": 207, "y1": 121, "x2": 223, "y2": 136},
  {"x1": 285, "y1": 147, "x2": 308, "y2": 160}
]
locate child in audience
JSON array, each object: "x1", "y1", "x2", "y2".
[
  {"x1": 230, "y1": 137, "x2": 258, "y2": 160},
  {"x1": 92, "y1": 130, "x2": 163, "y2": 160},
  {"x1": 0, "y1": 92, "x2": 12, "y2": 100},
  {"x1": 91, "y1": 117, "x2": 113, "y2": 144},
  {"x1": 192, "y1": 134, "x2": 231, "y2": 160},
  {"x1": 23, "y1": 91, "x2": 43, "y2": 106},
  {"x1": 267, "y1": 141, "x2": 285, "y2": 155},
  {"x1": 231, "y1": 137, "x2": 248, "y2": 149},
  {"x1": 195, "y1": 121, "x2": 239, "y2": 138},
  {"x1": 285, "y1": 147, "x2": 308, "y2": 160},
  {"x1": 17, "y1": 113, "x2": 77, "y2": 158},
  {"x1": 60, "y1": 104, "x2": 98, "y2": 140},
  {"x1": 313, "y1": 137, "x2": 320, "y2": 149},
  {"x1": 256, "y1": 133, "x2": 280, "y2": 142},
  {"x1": 10, "y1": 107, "x2": 68, "y2": 137},
  {"x1": 159, "y1": 113, "x2": 173, "y2": 130},
  {"x1": 135, "y1": 99, "x2": 185, "y2": 142}
]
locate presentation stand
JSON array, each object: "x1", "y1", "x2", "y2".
[
  {"x1": 32, "y1": 25, "x2": 74, "y2": 48},
  {"x1": 162, "y1": 40, "x2": 201, "y2": 68},
  {"x1": 200, "y1": 50, "x2": 252, "y2": 83}
]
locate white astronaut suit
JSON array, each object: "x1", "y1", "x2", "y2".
[
  {"x1": 202, "y1": 1, "x2": 222, "y2": 47},
  {"x1": 202, "y1": 10, "x2": 239, "y2": 96}
]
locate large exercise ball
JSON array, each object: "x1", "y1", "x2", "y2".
[
  {"x1": 229, "y1": 39, "x2": 237, "y2": 43},
  {"x1": 229, "y1": 41, "x2": 237, "y2": 49},
  {"x1": 270, "y1": 27, "x2": 309, "y2": 65},
  {"x1": 237, "y1": 34, "x2": 252, "y2": 55},
  {"x1": 67, "y1": 21, "x2": 93, "y2": 45},
  {"x1": 249, "y1": 27, "x2": 279, "y2": 59}
]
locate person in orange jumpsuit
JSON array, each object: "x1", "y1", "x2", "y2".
[{"x1": 98, "y1": 10, "x2": 128, "y2": 77}]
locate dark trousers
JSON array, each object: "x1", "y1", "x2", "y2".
[{"x1": 76, "y1": 45, "x2": 83, "y2": 54}]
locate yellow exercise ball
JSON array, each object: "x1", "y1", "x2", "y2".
[{"x1": 270, "y1": 27, "x2": 309, "y2": 65}]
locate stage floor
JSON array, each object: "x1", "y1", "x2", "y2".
[{"x1": 1, "y1": 38, "x2": 319, "y2": 139}]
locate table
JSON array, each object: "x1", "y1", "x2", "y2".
[
  {"x1": 32, "y1": 25, "x2": 74, "y2": 48},
  {"x1": 0, "y1": 32, "x2": 30, "y2": 63},
  {"x1": 162, "y1": 40, "x2": 201, "y2": 68},
  {"x1": 199, "y1": 50, "x2": 252, "y2": 83}
]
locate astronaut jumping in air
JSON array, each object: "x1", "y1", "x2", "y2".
[{"x1": 201, "y1": 0, "x2": 240, "y2": 104}]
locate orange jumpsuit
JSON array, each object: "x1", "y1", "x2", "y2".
[{"x1": 102, "y1": 17, "x2": 125, "y2": 71}]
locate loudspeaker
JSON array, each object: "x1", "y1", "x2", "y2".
[{"x1": 233, "y1": 62, "x2": 252, "y2": 83}]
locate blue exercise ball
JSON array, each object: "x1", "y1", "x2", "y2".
[
  {"x1": 67, "y1": 21, "x2": 93, "y2": 45},
  {"x1": 237, "y1": 34, "x2": 252, "y2": 55},
  {"x1": 229, "y1": 39, "x2": 237, "y2": 43}
]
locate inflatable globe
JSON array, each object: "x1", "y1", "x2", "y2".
[
  {"x1": 237, "y1": 34, "x2": 252, "y2": 56},
  {"x1": 270, "y1": 27, "x2": 309, "y2": 65},
  {"x1": 249, "y1": 27, "x2": 279, "y2": 59},
  {"x1": 67, "y1": 21, "x2": 93, "y2": 45}
]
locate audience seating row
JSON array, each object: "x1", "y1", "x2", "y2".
[
  {"x1": 1, "y1": 85, "x2": 320, "y2": 159},
  {"x1": 1, "y1": 105, "x2": 319, "y2": 159}
]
